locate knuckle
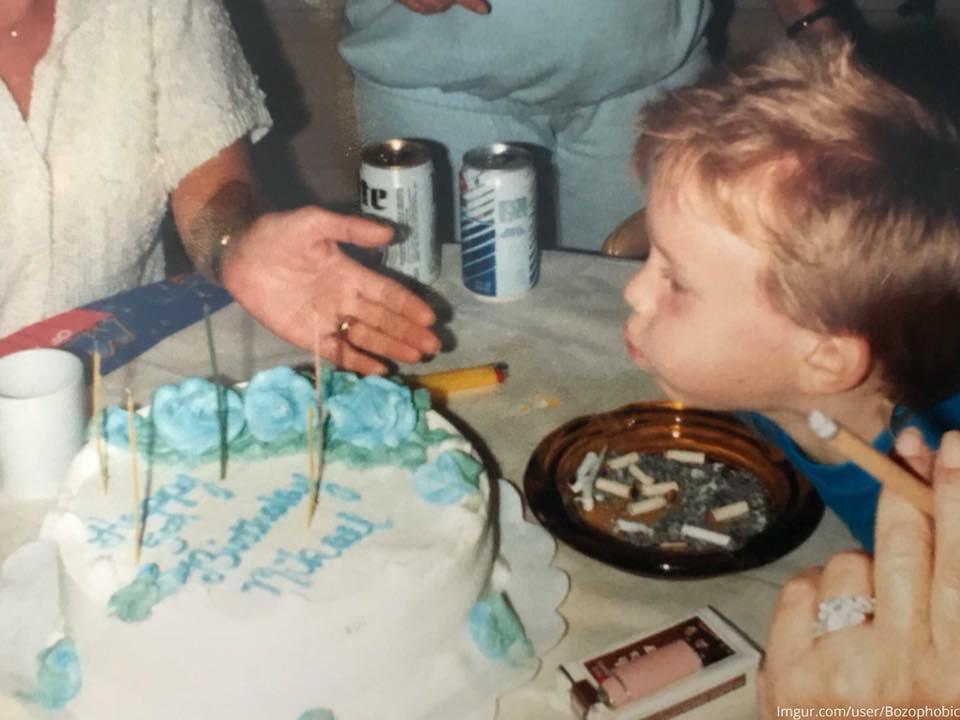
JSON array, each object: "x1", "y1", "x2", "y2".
[
  {"x1": 876, "y1": 519, "x2": 932, "y2": 559},
  {"x1": 778, "y1": 572, "x2": 819, "y2": 609},
  {"x1": 824, "y1": 550, "x2": 872, "y2": 577}
]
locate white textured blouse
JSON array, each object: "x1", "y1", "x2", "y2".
[{"x1": 0, "y1": 0, "x2": 272, "y2": 337}]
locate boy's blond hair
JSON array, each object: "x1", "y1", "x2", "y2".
[{"x1": 636, "y1": 38, "x2": 960, "y2": 410}]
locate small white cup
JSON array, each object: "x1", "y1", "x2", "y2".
[{"x1": 0, "y1": 349, "x2": 86, "y2": 499}]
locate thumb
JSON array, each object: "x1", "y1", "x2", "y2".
[
  {"x1": 458, "y1": 0, "x2": 491, "y2": 13},
  {"x1": 292, "y1": 207, "x2": 395, "y2": 248}
]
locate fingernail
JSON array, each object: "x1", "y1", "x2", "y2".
[
  {"x1": 894, "y1": 426, "x2": 924, "y2": 457},
  {"x1": 940, "y1": 431, "x2": 960, "y2": 469}
]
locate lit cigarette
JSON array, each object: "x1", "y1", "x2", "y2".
[
  {"x1": 627, "y1": 496, "x2": 667, "y2": 516},
  {"x1": 628, "y1": 464, "x2": 656, "y2": 486},
  {"x1": 595, "y1": 477, "x2": 632, "y2": 499},
  {"x1": 409, "y1": 363, "x2": 507, "y2": 400},
  {"x1": 708, "y1": 500, "x2": 749, "y2": 523},
  {"x1": 615, "y1": 519, "x2": 654, "y2": 536},
  {"x1": 681, "y1": 524, "x2": 731, "y2": 548},
  {"x1": 665, "y1": 449, "x2": 706, "y2": 464},
  {"x1": 607, "y1": 452, "x2": 640, "y2": 470},
  {"x1": 808, "y1": 410, "x2": 933, "y2": 517},
  {"x1": 641, "y1": 481, "x2": 680, "y2": 498}
]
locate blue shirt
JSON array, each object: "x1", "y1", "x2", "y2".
[
  {"x1": 339, "y1": 0, "x2": 710, "y2": 112},
  {"x1": 745, "y1": 394, "x2": 960, "y2": 551}
]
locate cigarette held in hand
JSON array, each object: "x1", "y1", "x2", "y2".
[{"x1": 807, "y1": 410, "x2": 934, "y2": 517}]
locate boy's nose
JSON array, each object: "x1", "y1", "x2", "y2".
[{"x1": 623, "y1": 266, "x2": 655, "y2": 319}]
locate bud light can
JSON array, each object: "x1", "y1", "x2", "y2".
[
  {"x1": 359, "y1": 139, "x2": 438, "y2": 284},
  {"x1": 459, "y1": 143, "x2": 538, "y2": 300}
]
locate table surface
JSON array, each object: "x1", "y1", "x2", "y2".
[{"x1": 0, "y1": 245, "x2": 857, "y2": 720}]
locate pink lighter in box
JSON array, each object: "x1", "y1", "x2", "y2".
[{"x1": 557, "y1": 607, "x2": 762, "y2": 720}]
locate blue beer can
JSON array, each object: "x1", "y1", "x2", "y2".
[{"x1": 458, "y1": 143, "x2": 539, "y2": 300}]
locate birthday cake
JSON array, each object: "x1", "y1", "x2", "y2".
[{"x1": 39, "y1": 367, "x2": 533, "y2": 720}]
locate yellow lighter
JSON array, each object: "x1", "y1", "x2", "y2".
[{"x1": 409, "y1": 362, "x2": 508, "y2": 401}]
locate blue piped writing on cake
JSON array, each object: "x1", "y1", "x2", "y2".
[
  {"x1": 102, "y1": 473, "x2": 392, "y2": 620},
  {"x1": 241, "y1": 512, "x2": 393, "y2": 595},
  {"x1": 88, "y1": 473, "x2": 236, "y2": 554}
]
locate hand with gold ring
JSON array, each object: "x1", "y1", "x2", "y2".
[
  {"x1": 757, "y1": 429, "x2": 960, "y2": 715},
  {"x1": 218, "y1": 206, "x2": 440, "y2": 375}
]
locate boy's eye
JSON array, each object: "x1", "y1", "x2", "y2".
[{"x1": 660, "y1": 268, "x2": 686, "y2": 293}]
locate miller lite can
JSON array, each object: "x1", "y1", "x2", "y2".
[
  {"x1": 359, "y1": 139, "x2": 438, "y2": 284},
  {"x1": 459, "y1": 143, "x2": 539, "y2": 301}
]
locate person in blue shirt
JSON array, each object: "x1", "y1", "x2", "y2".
[
  {"x1": 338, "y1": 0, "x2": 844, "y2": 252},
  {"x1": 621, "y1": 37, "x2": 960, "y2": 551}
]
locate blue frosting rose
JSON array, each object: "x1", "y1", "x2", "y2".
[
  {"x1": 243, "y1": 367, "x2": 316, "y2": 443},
  {"x1": 99, "y1": 405, "x2": 147, "y2": 449},
  {"x1": 297, "y1": 710, "x2": 336, "y2": 720},
  {"x1": 151, "y1": 378, "x2": 245, "y2": 456},
  {"x1": 32, "y1": 638, "x2": 82, "y2": 710},
  {"x1": 413, "y1": 450, "x2": 482, "y2": 505},
  {"x1": 108, "y1": 564, "x2": 163, "y2": 622},
  {"x1": 327, "y1": 376, "x2": 416, "y2": 449},
  {"x1": 468, "y1": 593, "x2": 534, "y2": 666}
]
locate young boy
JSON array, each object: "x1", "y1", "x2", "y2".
[{"x1": 622, "y1": 38, "x2": 960, "y2": 550}]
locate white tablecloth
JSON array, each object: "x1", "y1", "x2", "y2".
[{"x1": 0, "y1": 245, "x2": 857, "y2": 720}]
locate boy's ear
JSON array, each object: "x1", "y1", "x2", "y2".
[{"x1": 798, "y1": 333, "x2": 872, "y2": 395}]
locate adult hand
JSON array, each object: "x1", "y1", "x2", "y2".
[
  {"x1": 221, "y1": 206, "x2": 440, "y2": 376},
  {"x1": 757, "y1": 428, "x2": 960, "y2": 715},
  {"x1": 396, "y1": 0, "x2": 490, "y2": 15}
]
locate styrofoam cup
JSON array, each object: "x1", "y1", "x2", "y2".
[{"x1": 0, "y1": 349, "x2": 86, "y2": 499}]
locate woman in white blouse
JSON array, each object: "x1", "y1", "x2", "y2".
[{"x1": 0, "y1": 0, "x2": 439, "y2": 375}]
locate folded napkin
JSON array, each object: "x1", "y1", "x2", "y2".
[{"x1": 0, "y1": 274, "x2": 232, "y2": 375}]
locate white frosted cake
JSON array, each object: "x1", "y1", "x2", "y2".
[{"x1": 39, "y1": 367, "x2": 532, "y2": 720}]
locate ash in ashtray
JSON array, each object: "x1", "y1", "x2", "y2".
[{"x1": 571, "y1": 449, "x2": 770, "y2": 552}]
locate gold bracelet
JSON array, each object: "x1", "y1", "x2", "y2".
[{"x1": 184, "y1": 181, "x2": 261, "y2": 285}]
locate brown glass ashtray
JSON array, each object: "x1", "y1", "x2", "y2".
[{"x1": 523, "y1": 402, "x2": 824, "y2": 578}]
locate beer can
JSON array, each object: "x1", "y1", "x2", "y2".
[
  {"x1": 359, "y1": 139, "x2": 438, "y2": 284},
  {"x1": 459, "y1": 143, "x2": 539, "y2": 301}
]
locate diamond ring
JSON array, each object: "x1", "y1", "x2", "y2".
[{"x1": 814, "y1": 594, "x2": 876, "y2": 637}]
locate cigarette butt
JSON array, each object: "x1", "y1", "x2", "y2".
[
  {"x1": 615, "y1": 518, "x2": 654, "y2": 535},
  {"x1": 576, "y1": 495, "x2": 596, "y2": 512},
  {"x1": 681, "y1": 524, "x2": 731, "y2": 548},
  {"x1": 641, "y1": 481, "x2": 680, "y2": 498},
  {"x1": 708, "y1": 500, "x2": 749, "y2": 523},
  {"x1": 409, "y1": 363, "x2": 507, "y2": 400},
  {"x1": 607, "y1": 452, "x2": 640, "y2": 470},
  {"x1": 595, "y1": 477, "x2": 632, "y2": 499},
  {"x1": 628, "y1": 464, "x2": 657, "y2": 486},
  {"x1": 627, "y1": 496, "x2": 667, "y2": 516},
  {"x1": 665, "y1": 449, "x2": 706, "y2": 464}
]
